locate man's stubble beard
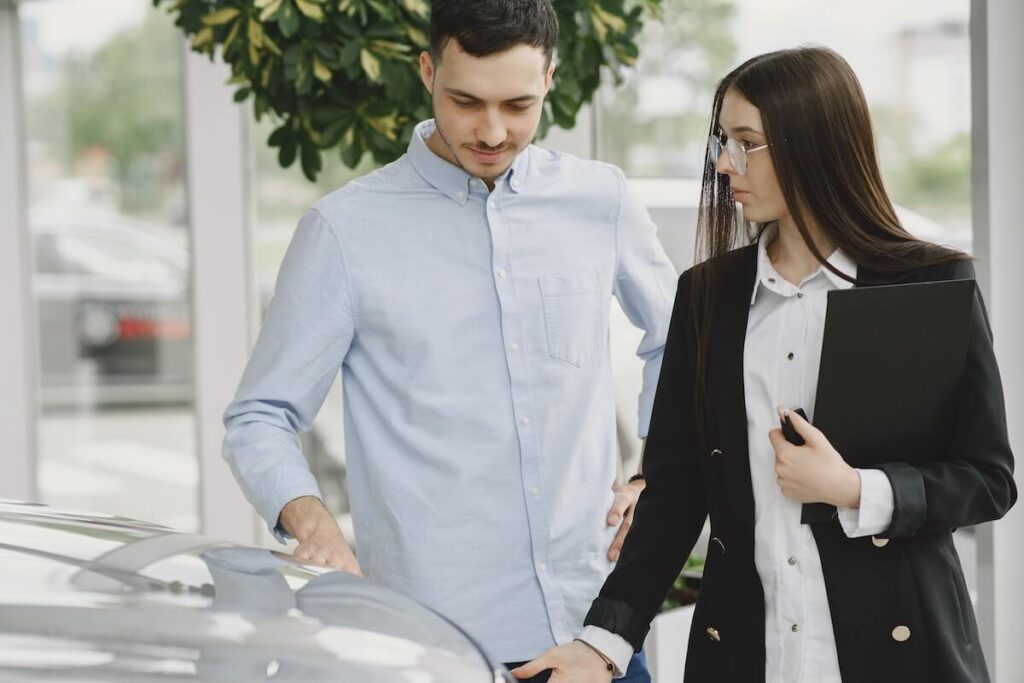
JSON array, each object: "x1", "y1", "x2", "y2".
[{"x1": 433, "y1": 115, "x2": 517, "y2": 184}]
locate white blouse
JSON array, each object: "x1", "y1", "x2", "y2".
[{"x1": 583, "y1": 230, "x2": 896, "y2": 681}]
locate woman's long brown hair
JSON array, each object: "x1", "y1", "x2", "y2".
[{"x1": 691, "y1": 47, "x2": 970, "y2": 433}]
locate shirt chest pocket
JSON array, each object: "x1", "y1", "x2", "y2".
[{"x1": 539, "y1": 270, "x2": 603, "y2": 368}]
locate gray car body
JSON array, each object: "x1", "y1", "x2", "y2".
[{"x1": 0, "y1": 500, "x2": 511, "y2": 682}]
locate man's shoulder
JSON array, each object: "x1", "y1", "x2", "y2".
[{"x1": 309, "y1": 154, "x2": 421, "y2": 227}]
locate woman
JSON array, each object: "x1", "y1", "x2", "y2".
[{"x1": 512, "y1": 47, "x2": 1016, "y2": 683}]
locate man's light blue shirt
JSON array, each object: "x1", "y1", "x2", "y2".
[{"x1": 223, "y1": 119, "x2": 677, "y2": 662}]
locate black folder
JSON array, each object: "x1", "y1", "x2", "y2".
[{"x1": 801, "y1": 278, "x2": 976, "y2": 524}]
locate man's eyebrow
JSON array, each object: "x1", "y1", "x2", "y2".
[{"x1": 444, "y1": 88, "x2": 538, "y2": 103}]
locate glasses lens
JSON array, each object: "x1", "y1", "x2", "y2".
[
  {"x1": 725, "y1": 138, "x2": 747, "y2": 175},
  {"x1": 707, "y1": 135, "x2": 722, "y2": 169}
]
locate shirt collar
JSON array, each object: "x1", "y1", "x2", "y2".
[
  {"x1": 406, "y1": 119, "x2": 531, "y2": 205},
  {"x1": 750, "y1": 224, "x2": 858, "y2": 305}
]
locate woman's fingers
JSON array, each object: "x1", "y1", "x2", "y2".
[{"x1": 510, "y1": 650, "x2": 554, "y2": 678}]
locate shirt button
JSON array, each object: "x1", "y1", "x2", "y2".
[
  {"x1": 455, "y1": 190, "x2": 465, "y2": 199},
  {"x1": 521, "y1": 416, "x2": 530, "y2": 426},
  {"x1": 892, "y1": 625, "x2": 911, "y2": 642},
  {"x1": 510, "y1": 342, "x2": 519, "y2": 352},
  {"x1": 791, "y1": 624, "x2": 800, "y2": 633},
  {"x1": 788, "y1": 557, "x2": 797, "y2": 566},
  {"x1": 787, "y1": 352, "x2": 795, "y2": 360},
  {"x1": 530, "y1": 487, "x2": 540, "y2": 496},
  {"x1": 498, "y1": 269, "x2": 508, "y2": 279},
  {"x1": 511, "y1": 179, "x2": 521, "y2": 189},
  {"x1": 797, "y1": 292, "x2": 804, "y2": 298},
  {"x1": 538, "y1": 562, "x2": 547, "y2": 572}
]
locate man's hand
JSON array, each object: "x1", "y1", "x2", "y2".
[
  {"x1": 607, "y1": 478, "x2": 646, "y2": 562},
  {"x1": 768, "y1": 408, "x2": 861, "y2": 508},
  {"x1": 279, "y1": 496, "x2": 362, "y2": 575},
  {"x1": 510, "y1": 641, "x2": 614, "y2": 682}
]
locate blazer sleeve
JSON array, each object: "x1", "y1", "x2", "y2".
[
  {"x1": 878, "y1": 260, "x2": 1017, "y2": 538},
  {"x1": 583, "y1": 268, "x2": 709, "y2": 650}
]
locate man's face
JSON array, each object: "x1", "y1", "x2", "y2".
[{"x1": 419, "y1": 40, "x2": 554, "y2": 182}]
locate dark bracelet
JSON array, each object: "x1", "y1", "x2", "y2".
[
  {"x1": 628, "y1": 473, "x2": 645, "y2": 484},
  {"x1": 572, "y1": 638, "x2": 615, "y2": 673}
]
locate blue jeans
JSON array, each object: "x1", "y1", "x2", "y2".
[{"x1": 505, "y1": 650, "x2": 650, "y2": 682}]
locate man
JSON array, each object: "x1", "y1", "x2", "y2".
[{"x1": 223, "y1": 0, "x2": 676, "y2": 680}]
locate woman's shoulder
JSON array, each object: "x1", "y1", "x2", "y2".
[
  {"x1": 679, "y1": 243, "x2": 758, "y2": 290},
  {"x1": 860, "y1": 243, "x2": 974, "y2": 285}
]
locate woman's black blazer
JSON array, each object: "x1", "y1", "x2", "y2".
[{"x1": 585, "y1": 244, "x2": 1017, "y2": 683}]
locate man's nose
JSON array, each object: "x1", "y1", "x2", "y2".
[{"x1": 477, "y1": 112, "x2": 507, "y2": 149}]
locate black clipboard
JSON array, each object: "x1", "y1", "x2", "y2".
[{"x1": 801, "y1": 278, "x2": 976, "y2": 524}]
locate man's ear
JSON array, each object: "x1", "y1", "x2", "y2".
[
  {"x1": 419, "y1": 51, "x2": 436, "y2": 94},
  {"x1": 543, "y1": 60, "x2": 556, "y2": 93}
]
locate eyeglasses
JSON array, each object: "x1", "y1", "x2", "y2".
[{"x1": 707, "y1": 133, "x2": 769, "y2": 176}]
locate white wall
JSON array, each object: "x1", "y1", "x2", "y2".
[{"x1": 0, "y1": 7, "x2": 37, "y2": 502}]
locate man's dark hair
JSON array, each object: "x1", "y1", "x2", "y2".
[{"x1": 429, "y1": 0, "x2": 559, "y2": 66}]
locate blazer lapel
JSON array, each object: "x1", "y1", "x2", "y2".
[{"x1": 710, "y1": 245, "x2": 759, "y2": 528}]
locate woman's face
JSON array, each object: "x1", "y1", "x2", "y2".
[{"x1": 716, "y1": 88, "x2": 789, "y2": 224}]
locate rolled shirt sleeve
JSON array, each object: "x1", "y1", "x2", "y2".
[
  {"x1": 838, "y1": 468, "x2": 896, "y2": 538},
  {"x1": 610, "y1": 169, "x2": 678, "y2": 438},
  {"x1": 222, "y1": 208, "x2": 355, "y2": 541}
]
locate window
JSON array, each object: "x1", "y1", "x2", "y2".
[
  {"x1": 599, "y1": 0, "x2": 972, "y2": 259},
  {"x1": 20, "y1": 0, "x2": 199, "y2": 531}
]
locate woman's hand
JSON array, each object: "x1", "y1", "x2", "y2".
[
  {"x1": 510, "y1": 641, "x2": 614, "y2": 682},
  {"x1": 768, "y1": 408, "x2": 861, "y2": 508}
]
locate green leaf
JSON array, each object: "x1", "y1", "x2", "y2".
[
  {"x1": 278, "y1": 0, "x2": 300, "y2": 38},
  {"x1": 201, "y1": 8, "x2": 240, "y2": 26},
  {"x1": 300, "y1": 140, "x2": 323, "y2": 180},
  {"x1": 295, "y1": 0, "x2": 324, "y2": 21},
  {"x1": 401, "y1": 0, "x2": 429, "y2": 18},
  {"x1": 267, "y1": 125, "x2": 292, "y2": 147},
  {"x1": 278, "y1": 137, "x2": 298, "y2": 167},
  {"x1": 259, "y1": 0, "x2": 284, "y2": 20},
  {"x1": 339, "y1": 39, "x2": 361, "y2": 67},
  {"x1": 319, "y1": 121, "x2": 350, "y2": 148},
  {"x1": 340, "y1": 131, "x2": 364, "y2": 168},
  {"x1": 360, "y1": 48, "x2": 380, "y2": 81}
]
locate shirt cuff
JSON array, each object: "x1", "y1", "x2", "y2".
[
  {"x1": 838, "y1": 468, "x2": 895, "y2": 538},
  {"x1": 255, "y1": 468, "x2": 324, "y2": 544},
  {"x1": 578, "y1": 626, "x2": 634, "y2": 678}
]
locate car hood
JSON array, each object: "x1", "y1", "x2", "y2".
[{"x1": 0, "y1": 501, "x2": 502, "y2": 682}]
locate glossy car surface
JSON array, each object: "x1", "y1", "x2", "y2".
[{"x1": 0, "y1": 500, "x2": 511, "y2": 682}]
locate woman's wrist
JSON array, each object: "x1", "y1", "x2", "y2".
[
  {"x1": 571, "y1": 638, "x2": 616, "y2": 674},
  {"x1": 832, "y1": 466, "x2": 862, "y2": 509}
]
